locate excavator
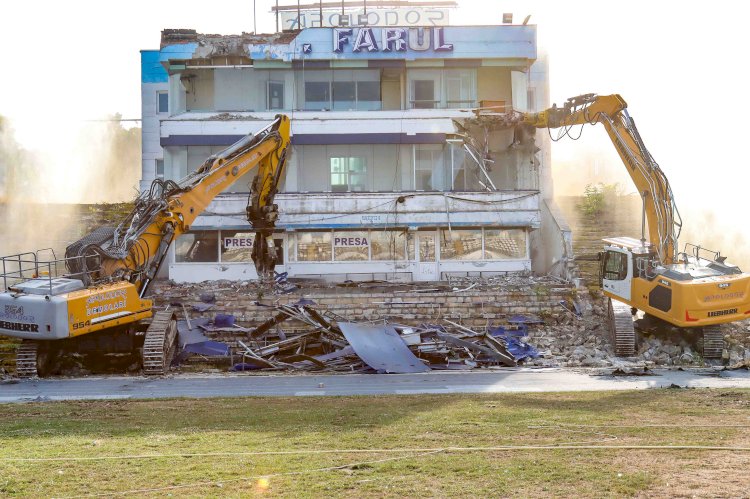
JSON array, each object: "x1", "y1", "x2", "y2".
[
  {"x1": 0, "y1": 115, "x2": 290, "y2": 377},
  {"x1": 522, "y1": 94, "x2": 750, "y2": 358}
]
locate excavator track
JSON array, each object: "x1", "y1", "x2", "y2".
[
  {"x1": 15, "y1": 340, "x2": 51, "y2": 378},
  {"x1": 702, "y1": 325, "x2": 724, "y2": 359},
  {"x1": 608, "y1": 298, "x2": 636, "y2": 357},
  {"x1": 142, "y1": 311, "x2": 178, "y2": 376}
]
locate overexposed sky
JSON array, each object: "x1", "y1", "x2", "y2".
[{"x1": 1, "y1": 0, "x2": 748, "y2": 253}]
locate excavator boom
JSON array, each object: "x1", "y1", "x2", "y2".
[{"x1": 523, "y1": 94, "x2": 680, "y2": 265}]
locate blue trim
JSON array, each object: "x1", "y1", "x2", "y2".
[
  {"x1": 162, "y1": 135, "x2": 243, "y2": 146},
  {"x1": 292, "y1": 133, "x2": 445, "y2": 145},
  {"x1": 192, "y1": 221, "x2": 534, "y2": 230},
  {"x1": 141, "y1": 50, "x2": 168, "y2": 83},
  {"x1": 161, "y1": 133, "x2": 447, "y2": 147}
]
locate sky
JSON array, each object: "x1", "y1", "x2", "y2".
[{"x1": 0, "y1": 0, "x2": 749, "y2": 258}]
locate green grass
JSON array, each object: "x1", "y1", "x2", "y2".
[{"x1": 0, "y1": 389, "x2": 749, "y2": 497}]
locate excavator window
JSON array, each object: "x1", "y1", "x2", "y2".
[{"x1": 603, "y1": 251, "x2": 628, "y2": 281}]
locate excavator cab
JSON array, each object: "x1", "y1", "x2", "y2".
[{"x1": 600, "y1": 245, "x2": 632, "y2": 302}]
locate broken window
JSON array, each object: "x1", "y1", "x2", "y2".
[
  {"x1": 220, "y1": 231, "x2": 254, "y2": 262},
  {"x1": 175, "y1": 231, "x2": 218, "y2": 263},
  {"x1": 484, "y1": 229, "x2": 527, "y2": 259},
  {"x1": 418, "y1": 233, "x2": 436, "y2": 262},
  {"x1": 267, "y1": 81, "x2": 284, "y2": 110},
  {"x1": 155, "y1": 159, "x2": 164, "y2": 179},
  {"x1": 440, "y1": 229, "x2": 483, "y2": 261},
  {"x1": 296, "y1": 232, "x2": 332, "y2": 262},
  {"x1": 371, "y1": 230, "x2": 407, "y2": 261},
  {"x1": 333, "y1": 231, "x2": 369, "y2": 261},
  {"x1": 330, "y1": 157, "x2": 367, "y2": 192}
]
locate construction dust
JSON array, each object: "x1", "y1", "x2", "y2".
[{"x1": 0, "y1": 115, "x2": 140, "y2": 256}]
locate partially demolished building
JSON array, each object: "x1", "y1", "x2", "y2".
[{"x1": 140, "y1": 19, "x2": 571, "y2": 283}]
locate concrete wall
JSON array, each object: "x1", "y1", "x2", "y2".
[
  {"x1": 477, "y1": 67, "x2": 512, "y2": 106},
  {"x1": 531, "y1": 198, "x2": 573, "y2": 280}
]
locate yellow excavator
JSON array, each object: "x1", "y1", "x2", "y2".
[
  {"x1": 0, "y1": 115, "x2": 291, "y2": 376},
  {"x1": 523, "y1": 94, "x2": 750, "y2": 357}
]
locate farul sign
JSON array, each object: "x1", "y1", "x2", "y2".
[{"x1": 333, "y1": 27, "x2": 453, "y2": 53}]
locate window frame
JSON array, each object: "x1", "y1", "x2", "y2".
[
  {"x1": 155, "y1": 159, "x2": 164, "y2": 179},
  {"x1": 604, "y1": 250, "x2": 629, "y2": 281},
  {"x1": 267, "y1": 81, "x2": 285, "y2": 111},
  {"x1": 156, "y1": 91, "x2": 169, "y2": 114}
]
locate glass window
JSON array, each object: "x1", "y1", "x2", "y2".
[
  {"x1": 220, "y1": 231, "x2": 254, "y2": 263},
  {"x1": 371, "y1": 231, "x2": 407, "y2": 261},
  {"x1": 413, "y1": 80, "x2": 435, "y2": 109},
  {"x1": 157, "y1": 91, "x2": 168, "y2": 113},
  {"x1": 296, "y1": 232, "x2": 332, "y2": 262},
  {"x1": 484, "y1": 229, "x2": 527, "y2": 259},
  {"x1": 305, "y1": 81, "x2": 330, "y2": 110},
  {"x1": 418, "y1": 233, "x2": 436, "y2": 262},
  {"x1": 331, "y1": 157, "x2": 367, "y2": 192},
  {"x1": 332, "y1": 81, "x2": 356, "y2": 111},
  {"x1": 604, "y1": 251, "x2": 628, "y2": 281},
  {"x1": 357, "y1": 81, "x2": 381, "y2": 110},
  {"x1": 440, "y1": 229, "x2": 482, "y2": 261},
  {"x1": 333, "y1": 231, "x2": 369, "y2": 261},
  {"x1": 444, "y1": 71, "x2": 475, "y2": 109},
  {"x1": 415, "y1": 145, "x2": 445, "y2": 191},
  {"x1": 175, "y1": 231, "x2": 218, "y2": 263},
  {"x1": 155, "y1": 159, "x2": 164, "y2": 179},
  {"x1": 268, "y1": 81, "x2": 284, "y2": 110}
]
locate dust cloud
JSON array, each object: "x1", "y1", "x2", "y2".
[
  {"x1": 0, "y1": 115, "x2": 140, "y2": 260},
  {"x1": 552, "y1": 149, "x2": 750, "y2": 271}
]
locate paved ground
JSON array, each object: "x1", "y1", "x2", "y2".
[{"x1": 1, "y1": 368, "x2": 749, "y2": 402}]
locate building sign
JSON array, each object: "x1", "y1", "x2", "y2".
[
  {"x1": 281, "y1": 8, "x2": 449, "y2": 29},
  {"x1": 243, "y1": 25, "x2": 536, "y2": 62},
  {"x1": 334, "y1": 236, "x2": 369, "y2": 247},
  {"x1": 224, "y1": 237, "x2": 254, "y2": 249},
  {"x1": 334, "y1": 26, "x2": 452, "y2": 53}
]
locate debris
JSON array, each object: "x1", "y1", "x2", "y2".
[{"x1": 338, "y1": 322, "x2": 430, "y2": 374}]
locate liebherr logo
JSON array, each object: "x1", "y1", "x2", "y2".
[{"x1": 0, "y1": 321, "x2": 39, "y2": 332}]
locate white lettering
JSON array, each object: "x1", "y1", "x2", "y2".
[
  {"x1": 382, "y1": 28, "x2": 407, "y2": 52},
  {"x1": 333, "y1": 28, "x2": 353, "y2": 52},
  {"x1": 353, "y1": 27, "x2": 379, "y2": 52}
]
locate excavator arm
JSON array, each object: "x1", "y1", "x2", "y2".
[
  {"x1": 522, "y1": 94, "x2": 681, "y2": 264},
  {"x1": 66, "y1": 115, "x2": 291, "y2": 292}
]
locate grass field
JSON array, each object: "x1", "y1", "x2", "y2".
[{"x1": 1, "y1": 389, "x2": 749, "y2": 497}]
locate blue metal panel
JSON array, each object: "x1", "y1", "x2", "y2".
[
  {"x1": 141, "y1": 50, "x2": 168, "y2": 83},
  {"x1": 161, "y1": 133, "x2": 446, "y2": 147},
  {"x1": 159, "y1": 42, "x2": 199, "y2": 65},
  {"x1": 157, "y1": 27, "x2": 536, "y2": 66},
  {"x1": 247, "y1": 26, "x2": 536, "y2": 62}
]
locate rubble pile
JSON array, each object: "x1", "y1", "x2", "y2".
[
  {"x1": 527, "y1": 292, "x2": 750, "y2": 368},
  {"x1": 178, "y1": 302, "x2": 541, "y2": 373},
  {"x1": 156, "y1": 278, "x2": 750, "y2": 372}
]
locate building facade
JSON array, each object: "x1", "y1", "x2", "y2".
[{"x1": 140, "y1": 19, "x2": 570, "y2": 283}]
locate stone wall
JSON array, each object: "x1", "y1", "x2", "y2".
[{"x1": 149, "y1": 279, "x2": 574, "y2": 341}]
